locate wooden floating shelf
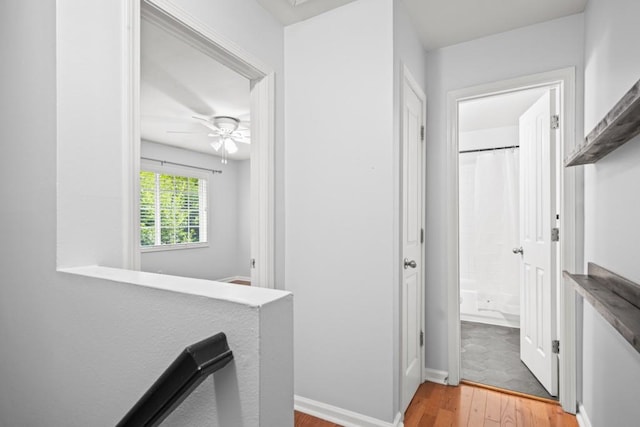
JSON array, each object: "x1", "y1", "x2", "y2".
[
  {"x1": 565, "y1": 78, "x2": 640, "y2": 166},
  {"x1": 564, "y1": 263, "x2": 640, "y2": 354}
]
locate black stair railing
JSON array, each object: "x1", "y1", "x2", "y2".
[{"x1": 117, "y1": 332, "x2": 234, "y2": 427}]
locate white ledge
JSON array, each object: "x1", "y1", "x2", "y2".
[{"x1": 58, "y1": 265, "x2": 291, "y2": 307}]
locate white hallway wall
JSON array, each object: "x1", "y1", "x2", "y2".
[
  {"x1": 0, "y1": 0, "x2": 290, "y2": 425},
  {"x1": 285, "y1": 0, "x2": 395, "y2": 422},
  {"x1": 581, "y1": 0, "x2": 640, "y2": 424},
  {"x1": 140, "y1": 141, "x2": 251, "y2": 280},
  {"x1": 424, "y1": 13, "x2": 585, "y2": 372},
  {"x1": 285, "y1": 0, "x2": 425, "y2": 423}
]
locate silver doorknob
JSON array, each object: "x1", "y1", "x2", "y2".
[
  {"x1": 512, "y1": 247, "x2": 524, "y2": 255},
  {"x1": 404, "y1": 258, "x2": 417, "y2": 269}
]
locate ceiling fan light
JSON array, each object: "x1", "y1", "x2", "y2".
[{"x1": 225, "y1": 138, "x2": 239, "y2": 154}]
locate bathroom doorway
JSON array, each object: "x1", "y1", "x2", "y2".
[{"x1": 457, "y1": 86, "x2": 560, "y2": 400}]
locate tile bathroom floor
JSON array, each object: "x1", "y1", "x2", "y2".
[{"x1": 461, "y1": 321, "x2": 555, "y2": 400}]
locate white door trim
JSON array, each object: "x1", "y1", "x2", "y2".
[
  {"x1": 399, "y1": 64, "x2": 426, "y2": 409},
  {"x1": 445, "y1": 68, "x2": 579, "y2": 413},
  {"x1": 125, "y1": 0, "x2": 276, "y2": 287}
]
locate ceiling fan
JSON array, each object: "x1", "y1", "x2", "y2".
[
  {"x1": 193, "y1": 115, "x2": 250, "y2": 164},
  {"x1": 167, "y1": 114, "x2": 251, "y2": 164}
]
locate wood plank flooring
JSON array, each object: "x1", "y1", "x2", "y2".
[
  {"x1": 294, "y1": 411, "x2": 341, "y2": 427},
  {"x1": 295, "y1": 381, "x2": 578, "y2": 426}
]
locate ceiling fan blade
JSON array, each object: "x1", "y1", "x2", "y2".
[
  {"x1": 192, "y1": 115, "x2": 218, "y2": 131},
  {"x1": 231, "y1": 136, "x2": 251, "y2": 144},
  {"x1": 166, "y1": 130, "x2": 203, "y2": 134},
  {"x1": 230, "y1": 132, "x2": 251, "y2": 144}
]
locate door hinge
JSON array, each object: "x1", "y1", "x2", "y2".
[
  {"x1": 420, "y1": 125, "x2": 425, "y2": 141},
  {"x1": 420, "y1": 330, "x2": 424, "y2": 347},
  {"x1": 551, "y1": 114, "x2": 560, "y2": 130},
  {"x1": 551, "y1": 227, "x2": 559, "y2": 242},
  {"x1": 552, "y1": 339, "x2": 560, "y2": 354},
  {"x1": 250, "y1": 258, "x2": 256, "y2": 269},
  {"x1": 420, "y1": 228, "x2": 424, "y2": 244}
]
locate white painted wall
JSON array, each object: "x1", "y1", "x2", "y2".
[
  {"x1": 140, "y1": 141, "x2": 250, "y2": 280},
  {"x1": 57, "y1": 0, "x2": 129, "y2": 268},
  {"x1": 285, "y1": 0, "x2": 397, "y2": 423},
  {"x1": 425, "y1": 13, "x2": 585, "y2": 372},
  {"x1": 1, "y1": 0, "x2": 291, "y2": 425},
  {"x1": 581, "y1": 0, "x2": 640, "y2": 424},
  {"x1": 459, "y1": 126, "x2": 518, "y2": 152},
  {"x1": 394, "y1": 0, "x2": 426, "y2": 86}
]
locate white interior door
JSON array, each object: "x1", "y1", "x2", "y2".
[
  {"x1": 401, "y1": 75, "x2": 424, "y2": 411},
  {"x1": 518, "y1": 90, "x2": 558, "y2": 396}
]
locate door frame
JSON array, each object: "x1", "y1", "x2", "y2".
[
  {"x1": 399, "y1": 64, "x2": 427, "y2": 410},
  {"x1": 125, "y1": 0, "x2": 276, "y2": 287},
  {"x1": 445, "y1": 68, "x2": 579, "y2": 413}
]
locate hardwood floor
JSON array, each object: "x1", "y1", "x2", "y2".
[
  {"x1": 294, "y1": 411, "x2": 341, "y2": 427},
  {"x1": 295, "y1": 381, "x2": 578, "y2": 426}
]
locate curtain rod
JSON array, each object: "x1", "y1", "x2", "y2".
[
  {"x1": 459, "y1": 145, "x2": 519, "y2": 154},
  {"x1": 141, "y1": 157, "x2": 223, "y2": 174}
]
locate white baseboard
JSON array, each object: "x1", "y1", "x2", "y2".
[
  {"x1": 576, "y1": 404, "x2": 592, "y2": 427},
  {"x1": 295, "y1": 395, "x2": 403, "y2": 427},
  {"x1": 424, "y1": 368, "x2": 448, "y2": 385}
]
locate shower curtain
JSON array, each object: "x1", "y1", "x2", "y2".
[{"x1": 471, "y1": 149, "x2": 520, "y2": 315}]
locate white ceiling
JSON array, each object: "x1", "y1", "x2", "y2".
[
  {"x1": 258, "y1": 0, "x2": 587, "y2": 51},
  {"x1": 458, "y1": 87, "x2": 549, "y2": 132},
  {"x1": 140, "y1": 19, "x2": 251, "y2": 160},
  {"x1": 403, "y1": 0, "x2": 587, "y2": 51},
  {"x1": 141, "y1": 0, "x2": 588, "y2": 158},
  {"x1": 255, "y1": 0, "x2": 357, "y2": 25}
]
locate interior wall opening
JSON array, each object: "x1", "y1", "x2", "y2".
[
  {"x1": 457, "y1": 86, "x2": 561, "y2": 401},
  {"x1": 136, "y1": 5, "x2": 254, "y2": 285}
]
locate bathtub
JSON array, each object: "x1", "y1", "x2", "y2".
[{"x1": 460, "y1": 279, "x2": 520, "y2": 328}]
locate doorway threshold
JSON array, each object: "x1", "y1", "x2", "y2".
[
  {"x1": 461, "y1": 321, "x2": 557, "y2": 401},
  {"x1": 460, "y1": 380, "x2": 559, "y2": 405}
]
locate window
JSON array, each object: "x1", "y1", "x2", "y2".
[{"x1": 140, "y1": 170, "x2": 208, "y2": 249}]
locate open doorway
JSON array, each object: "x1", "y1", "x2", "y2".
[
  {"x1": 446, "y1": 68, "x2": 578, "y2": 413},
  {"x1": 457, "y1": 87, "x2": 559, "y2": 400},
  {"x1": 139, "y1": 16, "x2": 252, "y2": 284},
  {"x1": 131, "y1": 1, "x2": 276, "y2": 288}
]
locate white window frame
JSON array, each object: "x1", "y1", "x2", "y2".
[{"x1": 139, "y1": 161, "x2": 210, "y2": 252}]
